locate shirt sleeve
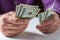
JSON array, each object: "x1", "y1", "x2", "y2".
[
  {"x1": 0, "y1": 1, "x2": 2, "y2": 14},
  {"x1": 41, "y1": 0, "x2": 54, "y2": 11},
  {"x1": 0, "y1": 7, "x2": 1, "y2": 13},
  {"x1": 53, "y1": 0, "x2": 60, "y2": 14}
]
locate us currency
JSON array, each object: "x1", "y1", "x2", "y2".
[
  {"x1": 38, "y1": 4, "x2": 54, "y2": 23},
  {"x1": 21, "y1": 7, "x2": 40, "y2": 18},
  {"x1": 15, "y1": 4, "x2": 40, "y2": 19},
  {"x1": 15, "y1": 5, "x2": 19, "y2": 17},
  {"x1": 20, "y1": 4, "x2": 40, "y2": 18},
  {"x1": 15, "y1": 4, "x2": 23, "y2": 17},
  {"x1": 19, "y1": 4, "x2": 39, "y2": 18},
  {"x1": 38, "y1": 12, "x2": 47, "y2": 23}
]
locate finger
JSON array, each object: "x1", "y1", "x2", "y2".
[
  {"x1": 51, "y1": 13, "x2": 60, "y2": 25},
  {"x1": 36, "y1": 25, "x2": 48, "y2": 34},
  {"x1": 2, "y1": 11, "x2": 15, "y2": 23},
  {"x1": 2, "y1": 29, "x2": 20, "y2": 37},
  {"x1": 0, "y1": 14, "x2": 8, "y2": 22},
  {"x1": 36, "y1": 24, "x2": 49, "y2": 30},
  {"x1": 36, "y1": 24, "x2": 44, "y2": 31},
  {"x1": 6, "y1": 14, "x2": 30, "y2": 25},
  {"x1": 1, "y1": 23, "x2": 18, "y2": 30},
  {"x1": 1, "y1": 22, "x2": 27, "y2": 30},
  {"x1": 2, "y1": 26, "x2": 26, "y2": 34},
  {"x1": 36, "y1": 24, "x2": 49, "y2": 34},
  {"x1": 5, "y1": 11, "x2": 30, "y2": 25},
  {"x1": 0, "y1": 12, "x2": 14, "y2": 23},
  {"x1": 6, "y1": 11, "x2": 15, "y2": 16},
  {"x1": 2, "y1": 31, "x2": 17, "y2": 37},
  {"x1": 2, "y1": 26, "x2": 25, "y2": 37},
  {"x1": 40, "y1": 13, "x2": 59, "y2": 27},
  {"x1": 40, "y1": 12, "x2": 59, "y2": 26},
  {"x1": 11, "y1": 18, "x2": 30, "y2": 24},
  {"x1": 51, "y1": 12, "x2": 59, "y2": 21},
  {"x1": 36, "y1": 24, "x2": 42, "y2": 28}
]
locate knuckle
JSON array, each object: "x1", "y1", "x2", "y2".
[
  {"x1": 15, "y1": 18, "x2": 19, "y2": 22},
  {"x1": 0, "y1": 22, "x2": 6, "y2": 31},
  {"x1": 0, "y1": 16, "x2": 8, "y2": 22},
  {"x1": 7, "y1": 13, "x2": 12, "y2": 16},
  {"x1": 0, "y1": 22, "x2": 6, "y2": 27},
  {"x1": 36, "y1": 25, "x2": 40, "y2": 28},
  {"x1": 2, "y1": 18, "x2": 7, "y2": 22},
  {"x1": 8, "y1": 11, "x2": 14, "y2": 14}
]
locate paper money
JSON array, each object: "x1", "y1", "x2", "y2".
[
  {"x1": 21, "y1": 8, "x2": 40, "y2": 18},
  {"x1": 38, "y1": 4, "x2": 54, "y2": 23},
  {"x1": 15, "y1": 5, "x2": 19, "y2": 17},
  {"x1": 15, "y1": 3, "x2": 40, "y2": 19}
]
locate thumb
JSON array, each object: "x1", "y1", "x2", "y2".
[{"x1": 36, "y1": 24, "x2": 42, "y2": 29}]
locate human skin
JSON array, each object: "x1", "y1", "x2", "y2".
[
  {"x1": 0, "y1": 11, "x2": 30, "y2": 37},
  {"x1": 36, "y1": 12, "x2": 60, "y2": 34}
]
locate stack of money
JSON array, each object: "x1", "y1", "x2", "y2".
[
  {"x1": 38, "y1": 4, "x2": 54, "y2": 23},
  {"x1": 15, "y1": 4, "x2": 40, "y2": 19}
]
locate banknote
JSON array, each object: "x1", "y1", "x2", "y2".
[
  {"x1": 38, "y1": 5, "x2": 53, "y2": 23},
  {"x1": 19, "y1": 4, "x2": 39, "y2": 18},
  {"x1": 15, "y1": 5, "x2": 19, "y2": 17},
  {"x1": 21, "y1": 8, "x2": 40, "y2": 18},
  {"x1": 15, "y1": 3, "x2": 40, "y2": 19}
]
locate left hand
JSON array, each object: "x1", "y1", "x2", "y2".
[
  {"x1": 0, "y1": 11, "x2": 30, "y2": 37},
  {"x1": 36, "y1": 12, "x2": 60, "y2": 34}
]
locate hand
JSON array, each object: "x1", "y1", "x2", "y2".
[
  {"x1": 0, "y1": 11, "x2": 30, "y2": 37},
  {"x1": 36, "y1": 12, "x2": 60, "y2": 34}
]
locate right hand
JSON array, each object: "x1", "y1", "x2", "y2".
[
  {"x1": 36, "y1": 12, "x2": 60, "y2": 34},
  {"x1": 0, "y1": 11, "x2": 30, "y2": 37}
]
